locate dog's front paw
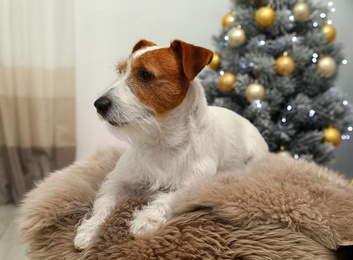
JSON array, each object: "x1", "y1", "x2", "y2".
[
  {"x1": 129, "y1": 209, "x2": 167, "y2": 237},
  {"x1": 74, "y1": 218, "x2": 98, "y2": 250}
]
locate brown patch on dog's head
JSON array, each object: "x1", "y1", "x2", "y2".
[
  {"x1": 132, "y1": 40, "x2": 157, "y2": 53},
  {"x1": 116, "y1": 40, "x2": 157, "y2": 73},
  {"x1": 127, "y1": 39, "x2": 213, "y2": 117}
]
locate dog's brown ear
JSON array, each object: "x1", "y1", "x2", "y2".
[
  {"x1": 132, "y1": 40, "x2": 156, "y2": 53},
  {"x1": 170, "y1": 40, "x2": 213, "y2": 80}
]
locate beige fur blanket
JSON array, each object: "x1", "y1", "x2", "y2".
[{"x1": 18, "y1": 147, "x2": 353, "y2": 259}]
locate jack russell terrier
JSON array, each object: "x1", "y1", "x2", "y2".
[{"x1": 74, "y1": 39, "x2": 269, "y2": 250}]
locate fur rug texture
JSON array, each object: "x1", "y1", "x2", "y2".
[{"x1": 17, "y1": 147, "x2": 353, "y2": 260}]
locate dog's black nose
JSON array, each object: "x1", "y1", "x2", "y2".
[{"x1": 94, "y1": 97, "x2": 112, "y2": 116}]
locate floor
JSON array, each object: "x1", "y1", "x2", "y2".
[{"x1": 0, "y1": 204, "x2": 28, "y2": 260}]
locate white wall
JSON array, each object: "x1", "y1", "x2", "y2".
[
  {"x1": 74, "y1": 1, "x2": 353, "y2": 176},
  {"x1": 327, "y1": 1, "x2": 353, "y2": 176}
]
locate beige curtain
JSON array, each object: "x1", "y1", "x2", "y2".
[{"x1": 0, "y1": 0, "x2": 76, "y2": 204}]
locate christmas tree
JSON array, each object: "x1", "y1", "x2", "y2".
[{"x1": 201, "y1": 0, "x2": 353, "y2": 165}]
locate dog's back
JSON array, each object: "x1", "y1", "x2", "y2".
[{"x1": 208, "y1": 105, "x2": 268, "y2": 171}]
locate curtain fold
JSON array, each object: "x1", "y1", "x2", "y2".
[{"x1": 0, "y1": 0, "x2": 76, "y2": 204}]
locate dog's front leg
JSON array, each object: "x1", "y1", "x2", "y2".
[
  {"x1": 129, "y1": 191, "x2": 176, "y2": 237},
  {"x1": 74, "y1": 172, "x2": 122, "y2": 250}
]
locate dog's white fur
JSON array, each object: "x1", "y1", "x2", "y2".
[{"x1": 74, "y1": 41, "x2": 268, "y2": 250}]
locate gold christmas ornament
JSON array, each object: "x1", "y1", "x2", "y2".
[
  {"x1": 227, "y1": 26, "x2": 247, "y2": 47},
  {"x1": 222, "y1": 12, "x2": 235, "y2": 29},
  {"x1": 322, "y1": 24, "x2": 336, "y2": 43},
  {"x1": 208, "y1": 52, "x2": 221, "y2": 71},
  {"x1": 255, "y1": 5, "x2": 276, "y2": 27},
  {"x1": 323, "y1": 125, "x2": 341, "y2": 146},
  {"x1": 245, "y1": 81, "x2": 266, "y2": 102},
  {"x1": 317, "y1": 56, "x2": 337, "y2": 77},
  {"x1": 291, "y1": 1, "x2": 311, "y2": 22},
  {"x1": 218, "y1": 72, "x2": 236, "y2": 92},
  {"x1": 275, "y1": 52, "x2": 296, "y2": 75},
  {"x1": 278, "y1": 146, "x2": 292, "y2": 157}
]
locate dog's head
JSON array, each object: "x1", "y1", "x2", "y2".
[{"x1": 94, "y1": 39, "x2": 213, "y2": 138}]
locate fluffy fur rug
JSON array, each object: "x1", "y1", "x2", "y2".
[{"x1": 17, "y1": 147, "x2": 353, "y2": 259}]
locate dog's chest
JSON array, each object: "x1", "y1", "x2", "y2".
[{"x1": 117, "y1": 141, "x2": 217, "y2": 190}]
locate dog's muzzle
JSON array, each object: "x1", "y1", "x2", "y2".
[{"x1": 94, "y1": 96, "x2": 112, "y2": 117}]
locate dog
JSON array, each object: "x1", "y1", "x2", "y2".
[{"x1": 74, "y1": 39, "x2": 269, "y2": 250}]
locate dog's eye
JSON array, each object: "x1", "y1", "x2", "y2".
[{"x1": 139, "y1": 71, "x2": 153, "y2": 81}]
